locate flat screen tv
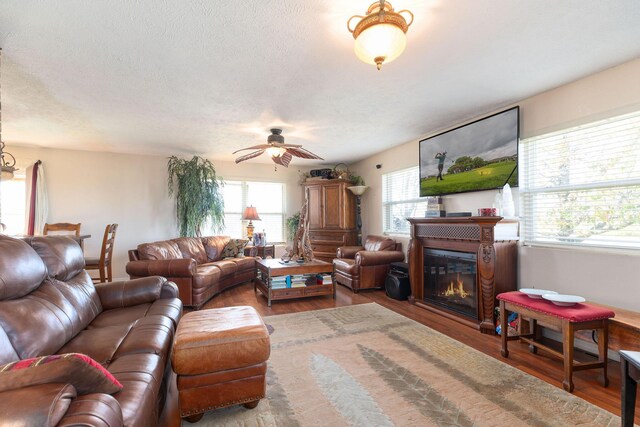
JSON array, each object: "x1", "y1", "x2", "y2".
[{"x1": 419, "y1": 106, "x2": 519, "y2": 197}]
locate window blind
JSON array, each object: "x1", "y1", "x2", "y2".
[
  {"x1": 382, "y1": 166, "x2": 430, "y2": 234},
  {"x1": 220, "y1": 180, "x2": 286, "y2": 242},
  {"x1": 520, "y1": 109, "x2": 640, "y2": 249}
]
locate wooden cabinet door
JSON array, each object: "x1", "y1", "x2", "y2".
[
  {"x1": 322, "y1": 183, "x2": 343, "y2": 229},
  {"x1": 306, "y1": 185, "x2": 323, "y2": 229}
]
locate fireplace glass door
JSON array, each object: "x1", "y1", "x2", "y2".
[{"x1": 424, "y1": 249, "x2": 478, "y2": 319}]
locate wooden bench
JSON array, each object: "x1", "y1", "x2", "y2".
[
  {"x1": 498, "y1": 291, "x2": 615, "y2": 393},
  {"x1": 581, "y1": 302, "x2": 640, "y2": 352}
]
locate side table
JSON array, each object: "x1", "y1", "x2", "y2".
[
  {"x1": 245, "y1": 245, "x2": 275, "y2": 258},
  {"x1": 620, "y1": 350, "x2": 640, "y2": 427}
]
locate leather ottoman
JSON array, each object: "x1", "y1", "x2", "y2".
[{"x1": 172, "y1": 306, "x2": 271, "y2": 422}]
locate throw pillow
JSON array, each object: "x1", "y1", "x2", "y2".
[
  {"x1": 221, "y1": 239, "x2": 249, "y2": 258},
  {"x1": 0, "y1": 353, "x2": 123, "y2": 395}
]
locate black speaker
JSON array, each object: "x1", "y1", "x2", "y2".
[{"x1": 385, "y1": 262, "x2": 411, "y2": 301}]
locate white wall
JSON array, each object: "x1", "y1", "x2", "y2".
[
  {"x1": 7, "y1": 145, "x2": 308, "y2": 278},
  {"x1": 350, "y1": 58, "x2": 640, "y2": 310}
]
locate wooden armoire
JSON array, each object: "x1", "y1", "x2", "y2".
[{"x1": 304, "y1": 179, "x2": 357, "y2": 263}]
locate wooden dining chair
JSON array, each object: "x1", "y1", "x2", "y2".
[
  {"x1": 85, "y1": 224, "x2": 118, "y2": 283},
  {"x1": 43, "y1": 222, "x2": 82, "y2": 236}
]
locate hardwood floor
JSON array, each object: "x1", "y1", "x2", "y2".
[{"x1": 201, "y1": 282, "x2": 640, "y2": 424}]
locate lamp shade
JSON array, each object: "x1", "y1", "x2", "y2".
[{"x1": 242, "y1": 206, "x2": 261, "y2": 221}]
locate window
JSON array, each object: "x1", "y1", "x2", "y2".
[
  {"x1": 382, "y1": 166, "x2": 430, "y2": 234},
  {"x1": 220, "y1": 180, "x2": 286, "y2": 243},
  {"x1": 0, "y1": 175, "x2": 26, "y2": 235},
  {"x1": 520, "y1": 110, "x2": 640, "y2": 249}
]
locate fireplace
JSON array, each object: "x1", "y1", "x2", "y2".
[
  {"x1": 407, "y1": 217, "x2": 518, "y2": 334},
  {"x1": 424, "y1": 249, "x2": 478, "y2": 319}
]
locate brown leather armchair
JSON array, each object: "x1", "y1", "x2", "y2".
[{"x1": 333, "y1": 235, "x2": 405, "y2": 293}]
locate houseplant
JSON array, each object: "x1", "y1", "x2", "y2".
[
  {"x1": 167, "y1": 156, "x2": 225, "y2": 237},
  {"x1": 286, "y1": 212, "x2": 300, "y2": 243}
]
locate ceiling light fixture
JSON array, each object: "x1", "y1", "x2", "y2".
[
  {"x1": 348, "y1": 0, "x2": 414, "y2": 70},
  {"x1": 0, "y1": 49, "x2": 17, "y2": 181},
  {"x1": 234, "y1": 128, "x2": 323, "y2": 170}
]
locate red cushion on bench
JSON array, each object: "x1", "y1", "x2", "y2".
[{"x1": 497, "y1": 291, "x2": 615, "y2": 322}]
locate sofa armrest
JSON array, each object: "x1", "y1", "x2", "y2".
[
  {"x1": 0, "y1": 383, "x2": 77, "y2": 427},
  {"x1": 95, "y1": 276, "x2": 172, "y2": 310},
  {"x1": 126, "y1": 258, "x2": 196, "y2": 278},
  {"x1": 336, "y1": 246, "x2": 364, "y2": 259},
  {"x1": 244, "y1": 246, "x2": 258, "y2": 257},
  {"x1": 355, "y1": 250, "x2": 405, "y2": 266},
  {"x1": 57, "y1": 393, "x2": 124, "y2": 427}
]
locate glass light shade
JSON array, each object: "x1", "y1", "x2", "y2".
[
  {"x1": 354, "y1": 23, "x2": 407, "y2": 67},
  {"x1": 266, "y1": 146, "x2": 286, "y2": 158},
  {"x1": 1, "y1": 167, "x2": 14, "y2": 180}
]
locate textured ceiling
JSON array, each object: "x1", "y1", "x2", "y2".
[{"x1": 1, "y1": 0, "x2": 640, "y2": 165}]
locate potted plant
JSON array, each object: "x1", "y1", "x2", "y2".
[
  {"x1": 167, "y1": 155, "x2": 225, "y2": 237},
  {"x1": 286, "y1": 212, "x2": 300, "y2": 243},
  {"x1": 349, "y1": 173, "x2": 365, "y2": 186}
]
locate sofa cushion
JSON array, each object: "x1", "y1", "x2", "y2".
[
  {"x1": 58, "y1": 324, "x2": 132, "y2": 365},
  {"x1": 0, "y1": 281, "x2": 84, "y2": 359},
  {"x1": 0, "y1": 235, "x2": 47, "y2": 300},
  {"x1": 88, "y1": 299, "x2": 182, "y2": 330},
  {"x1": 171, "y1": 237, "x2": 208, "y2": 264},
  {"x1": 201, "y1": 236, "x2": 231, "y2": 262},
  {"x1": 221, "y1": 239, "x2": 249, "y2": 258},
  {"x1": 30, "y1": 236, "x2": 85, "y2": 281},
  {"x1": 137, "y1": 241, "x2": 182, "y2": 261},
  {"x1": 229, "y1": 257, "x2": 256, "y2": 272},
  {"x1": 209, "y1": 260, "x2": 238, "y2": 276},
  {"x1": 0, "y1": 353, "x2": 123, "y2": 395}
]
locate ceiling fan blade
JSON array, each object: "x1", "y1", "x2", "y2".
[
  {"x1": 272, "y1": 152, "x2": 292, "y2": 167},
  {"x1": 232, "y1": 144, "x2": 271, "y2": 155},
  {"x1": 235, "y1": 149, "x2": 265, "y2": 163},
  {"x1": 285, "y1": 147, "x2": 324, "y2": 160},
  {"x1": 280, "y1": 143, "x2": 303, "y2": 148}
]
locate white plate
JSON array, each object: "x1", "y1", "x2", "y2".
[
  {"x1": 542, "y1": 293, "x2": 586, "y2": 306},
  {"x1": 520, "y1": 288, "x2": 558, "y2": 299}
]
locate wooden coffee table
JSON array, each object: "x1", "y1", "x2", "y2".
[{"x1": 254, "y1": 258, "x2": 335, "y2": 306}]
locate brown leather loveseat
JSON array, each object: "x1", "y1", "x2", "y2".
[
  {"x1": 333, "y1": 235, "x2": 405, "y2": 293},
  {"x1": 0, "y1": 235, "x2": 182, "y2": 426},
  {"x1": 127, "y1": 236, "x2": 256, "y2": 309}
]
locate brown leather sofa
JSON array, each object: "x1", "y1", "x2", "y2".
[
  {"x1": 127, "y1": 236, "x2": 257, "y2": 309},
  {"x1": 333, "y1": 235, "x2": 405, "y2": 292},
  {"x1": 0, "y1": 235, "x2": 182, "y2": 426}
]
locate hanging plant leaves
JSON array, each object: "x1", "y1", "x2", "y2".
[{"x1": 167, "y1": 156, "x2": 225, "y2": 237}]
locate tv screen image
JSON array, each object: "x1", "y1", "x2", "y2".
[{"x1": 419, "y1": 107, "x2": 519, "y2": 197}]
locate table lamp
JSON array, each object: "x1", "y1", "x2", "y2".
[{"x1": 242, "y1": 206, "x2": 261, "y2": 243}]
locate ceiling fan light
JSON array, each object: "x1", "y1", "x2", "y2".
[
  {"x1": 354, "y1": 23, "x2": 406, "y2": 68},
  {"x1": 266, "y1": 146, "x2": 286, "y2": 158}
]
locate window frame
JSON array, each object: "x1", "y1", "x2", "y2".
[
  {"x1": 220, "y1": 179, "x2": 287, "y2": 244},
  {"x1": 382, "y1": 166, "x2": 430, "y2": 236},
  {"x1": 520, "y1": 109, "x2": 640, "y2": 251}
]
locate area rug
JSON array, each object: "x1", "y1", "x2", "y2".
[{"x1": 194, "y1": 303, "x2": 619, "y2": 426}]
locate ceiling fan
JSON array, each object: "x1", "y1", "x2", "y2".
[{"x1": 233, "y1": 129, "x2": 323, "y2": 168}]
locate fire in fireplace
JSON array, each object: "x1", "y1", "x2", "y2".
[{"x1": 424, "y1": 249, "x2": 478, "y2": 319}]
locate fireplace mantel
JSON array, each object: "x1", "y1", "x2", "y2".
[{"x1": 408, "y1": 217, "x2": 518, "y2": 334}]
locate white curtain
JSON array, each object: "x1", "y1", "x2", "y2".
[{"x1": 25, "y1": 161, "x2": 48, "y2": 235}]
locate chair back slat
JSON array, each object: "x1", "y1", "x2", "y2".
[{"x1": 100, "y1": 224, "x2": 118, "y2": 266}]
